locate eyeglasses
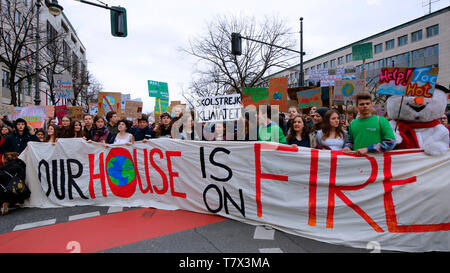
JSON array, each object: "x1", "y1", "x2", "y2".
[{"x1": 441, "y1": 117, "x2": 448, "y2": 120}]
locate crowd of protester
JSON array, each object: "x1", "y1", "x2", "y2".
[{"x1": 0, "y1": 91, "x2": 449, "y2": 215}]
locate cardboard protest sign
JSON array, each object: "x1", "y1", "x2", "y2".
[
  {"x1": 97, "y1": 92, "x2": 122, "y2": 116},
  {"x1": 241, "y1": 87, "x2": 270, "y2": 108},
  {"x1": 89, "y1": 104, "x2": 98, "y2": 116},
  {"x1": 125, "y1": 100, "x2": 143, "y2": 119},
  {"x1": 67, "y1": 106, "x2": 83, "y2": 121},
  {"x1": 297, "y1": 88, "x2": 322, "y2": 108},
  {"x1": 148, "y1": 80, "x2": 169, "y2": 100},
  {"x1": 21, "y1": 139, "x2": 450, "y2": 252},
  {"x1": 16, "y1": 106, "x2": 47, "y2": 128},
  {"x1": 194, "y1": 94, "x2": 242, "y2": 122},
  {"x1": 154, "y1": 98, "x2": 169, "y2": 114},
  {"x1": 269, "y1": 77, "x2": 288, "y2": 112},
  {"x1": 55, "y1": 105, "x2": 68, "y2": 124},
  {"x1": 45, "y1": 105, "x2": 55, "y2": 118},
  {"x1": 53, "y1": 74, "x2": 74, "y2": 100},
  {"x1": 377, "y1": 67, "x2": 439, "y2": 97},
  {"x1": 333, "y1": 79, "x2": 365, "y2": 102},
  {"x1": 121, "y1": 94, "x2": 131, "y2": 110}
]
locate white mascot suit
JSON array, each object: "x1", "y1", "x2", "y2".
[{"x1": 386, "y1": 84, "x2": 449, "y2": 155}]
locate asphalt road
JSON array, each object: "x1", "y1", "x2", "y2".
[{"x1": 0, "y1": 205, "x2": 394, "y2": 254}]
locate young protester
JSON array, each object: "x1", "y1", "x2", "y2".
[
  {"x1": 155, "y1": 112, "x2": 172, "y2": 138},
  {"x1": 83, "y1": 114, "x2": 94, "y2": 140},
  {"x1": 286, "y1": 106, "x2": 301, "y2": 133},
  {"x1": 57, "y1": 115, "x2": 75, "y2": 139},
  {"x1": 308, "y1": 107, "x2": 328, "y2": 148},
  {"x1": 286, "y1": 114, "x2": 310, "y2": 148},
  {"x1": 1, "y1": 118, "x2": 40, "y2": 154},
  {"x1": 73, "y1": 120, "x2": 85, "y2": 138},
  {"x1": 88, "y1": 115, "x2": 114, "y2": 144},
  {"x1": 257, "y1": 105, "x2": 287, "y2": 144},
  {"x1": 111, "y1": 119, "x2": 135, "y2": 145},
  {"x1": 178, "y1": 111, "x2": 200, "y2": 140},
  {"x1": 213, "y1": 121, "x2": 227, "y2": 141},
  {"x1": 0, "y1": 126, "x2": 11, "y2": 139},
  {"x1": 342, "y1": 92, "x2": 395, "y2": 156},
  {"x1": 0, "y1": 152, "x2": 28, "y2": 215},
  {"x1": 316, "y1": 109, "x2": 347, "y2": 150},
  {"x1": 131, "y1": 114, "x2": 156, "y2": 142},
  {"x1": 45, "y1": 124, "x2": 58, "y2": 143},
  {"x1": 106, "y1": 111, "x2": 119, "y2": 134},
  {"x1": 35, "y1": 128, "x2": 45, "y2": 142}
]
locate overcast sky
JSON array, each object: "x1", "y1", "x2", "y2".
[{"x1": 59, "y1": 0, "x2": 450, "y2": 113}]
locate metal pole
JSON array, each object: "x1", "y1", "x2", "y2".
[
  {"x1": 299, "y1": 17, "x2": 304, "y2": 87},
  {"x1": 34, "y1": 0, "x2": 41, "y2": 105}
]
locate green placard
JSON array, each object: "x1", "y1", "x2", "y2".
[
  {"x1": 352, "y1": 42, "x2": 373, "y2": 61},
  {"x1": 148, "y1": 80, "x2": 169, "y2": 99}
]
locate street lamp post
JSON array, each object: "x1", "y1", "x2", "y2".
[
  {"x1": 299, "y1": 17, "x2": 304, "y2": 87},
  {"x1": 34, "y1": 0, "x2": 63, "y2": 106}
]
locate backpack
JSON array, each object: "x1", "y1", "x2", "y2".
[{"x1": 0, "y1": 170, "x2": 31, "y2": 199}]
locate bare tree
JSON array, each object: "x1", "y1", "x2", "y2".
[
  {"x1": 0, "y1": 0, "x2": 65, "y2": 106},
  {"x1": 81, "y1": 72, "x2": 102, "y2": 113},
  {"x1": 182, "y1": 14, "x2": 297, "y2": 98}
]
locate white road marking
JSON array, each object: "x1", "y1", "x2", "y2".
[
  {"x1": 259, "y1": 248, "x2": 283, "y2": 253},
  {"x1": 68, "y1": 211, "x2": 100, "y2": 221},
  {"x1": 253, "y1": 226, "x2": 275, "y2": 240},
  {"x1": 13, "y1": 219, "x2": 57, "y2": 231},
  {"x1": 107, "y1": 207, "x2": 123, "y2": 214}
]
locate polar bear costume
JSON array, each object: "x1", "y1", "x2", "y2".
[{"x1": 386, "y1": 84, "x2": 449, "y2": 155}]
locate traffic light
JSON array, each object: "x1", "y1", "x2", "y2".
[
  {"x1": 110, "y1": 6, "x2": 127, "y2": 37},
  {"x1": 231, "y1": 33, "x2": 242, "y2": 55}
]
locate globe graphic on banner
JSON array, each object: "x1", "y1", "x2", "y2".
[
  {"x1": 342, "y1": 82, "x2": 355, "y2": 97},
  {"x1": 106, "y1": 155, "x2": 135, "y2": 186}
]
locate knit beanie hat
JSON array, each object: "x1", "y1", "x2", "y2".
[{"x1": 315, "y1": 107, "x2": 329, "y2": 118}]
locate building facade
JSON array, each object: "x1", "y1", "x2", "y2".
[
  {"x1": 0, "y1": 0, "x2": 87, "y2": 107},
  {"x1": 266, "y1": 6, "x2": 449, "y2": 93}
]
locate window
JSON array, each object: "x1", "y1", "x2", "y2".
[
  {"x1": 338, "y1": 56, "x2": 344, "y2": 65},
  {"x1": 46, "y1": 21, "x2": 58, "y2": 56},
  {"x1": 2, "y1": 70, "x2": 10, "y2": 88},
  {"x1": 346, "y1": 53, "x2": 352, "y2": 63},
  {"x1": 323, "y1": 61, "x2": 328, "y2": 69},
  {"x1": 411, "y1": 30, "x2": 422, "y2": 42},
  {"x1": 385, "y1": 39, "x2": 395, "y2": 50},
  {"x1": 398, "y1": 35, "x2": 408, "y2": 46},
  {"x1": 15, "y1": 10, "x2": 21, "y2": 25},
  {"x1": 2, "y1": 0, "x2": 10, "y2": 16},
  {"x1": 426, "y1": 25, "x2": 439, "y2": 38},
  {"x1": 330, "y1": 59, "x2": 336, "y2": 68},
  {"x1": 316, "y1": 64, "x2": 321, "y2": 70},
  {"x1": 374, "y1": 43, "x2": 382, "y2": 54},
  {"x1": 72, "y1": 52, "x2": 79, "y2": 78}
]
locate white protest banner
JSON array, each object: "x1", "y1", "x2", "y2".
[
  {"x1": 194, "y1": 94, "x2": 242, "y2": 122},
  {"x1": 20, "y1": 139, "x2": 449, "y2": 252},
  {"x1": 53, "y1": 74, "x2": 74, "y2": 100}
]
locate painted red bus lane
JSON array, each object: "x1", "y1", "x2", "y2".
[{"x1": 0, "y1": 208, "x2": 225, "y2": 253}]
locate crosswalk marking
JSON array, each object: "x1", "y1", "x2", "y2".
[
  {"x1": 259, "y1": 247, "x2": 283, "y2": 253},
  {"x1": 68, "y1": 211, "x2": 100, "y2": 221},
  {"x1": 13, "y1": 219, "x2": 57, "y2": 231},
  {"x1": 253, "y1": 226, "x2": 275, "y2": 240},
  {"x1": 107, "y1": 207, "x2": 123, "y2": 214}
]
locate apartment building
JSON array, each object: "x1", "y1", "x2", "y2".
[
  {"x1": 0, "y1": 0, "x2": 87, "y2": 107},
  {"x1": 266, "y1": 6, "x2": 449, "y2": 92}
]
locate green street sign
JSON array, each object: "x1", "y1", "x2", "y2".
[
  {"x1": 352, "y1": 42, "x2": 373, "y2": 61},
  {"x1": 148, "y1": 80, "x2": 169, "y2": 99}
]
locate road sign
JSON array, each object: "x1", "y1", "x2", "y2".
[{"x1": 148, "y1": 80, "x2": 169, "y2": 99}]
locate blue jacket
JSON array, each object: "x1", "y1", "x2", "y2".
[{"x1": 130, "y1": 126, "x2": 156, "y2": 141}]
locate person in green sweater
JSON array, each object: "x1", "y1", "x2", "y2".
[
  {"x1": 342, "y1": 92, "x2": 395, "y2": 156},
  {"x1": 257, "y1": 105, "x2": 287, "y2": 144}
]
